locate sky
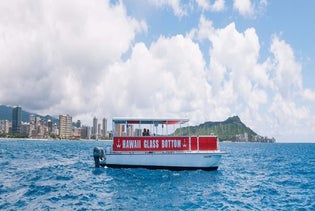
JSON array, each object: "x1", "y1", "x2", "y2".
[{"x1": 0, "y1": 0, "x2": 314, "y2": 142}]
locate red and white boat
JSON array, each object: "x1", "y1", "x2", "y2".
[{"x1": 93, "y1": 118, "x2": 225, "y2": 171}]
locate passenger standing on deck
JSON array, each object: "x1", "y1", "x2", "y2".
[
  {"x1": 146, "y1": 129, "x2": 150, "y2": 136},
  {"x1": 142, "y1": 128, "x2": 147, "y2": 136}
]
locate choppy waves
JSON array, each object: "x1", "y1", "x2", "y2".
[{"x1": 0, "y1": 140, "x2": 314, "y2": 210}]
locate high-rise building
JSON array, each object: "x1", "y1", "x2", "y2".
[
  {"x1": 35, "y1": 116, "x2": 41, "y2": 128},
  {"x1": 20, "y1": 122, "x2": 30, "y2": 136},
  {"x1": 29, "y1": 114, "x2": 36, "y2": 138},
  {"x1": 92, "y1": 117, "x2": 98, "y2": 137},
  {"x1": 76, "y1": 120, "x2": 81, "y2": 128},
  {"x1": 80, "y1": 126, "x2": 91, "y2": 139},
  {"x1": 12, "y1": 106, "x2": 22, "y2": 134},
  {"x1": 29, "y1": 114, "x2": 35, "y2": 125},
  {"x1": 47, "y1": 120, "x2": 53, "y2": 133},
  {"x1": 0, "y1": 120, "x2": 10, "y2": 134},
  {"x1": 72, "y1": 127, "x2": 81, "y2": 139},
  {"x1": 127, "y1": 124, "x2": 133, "y2": 136},
  {"x1": 102, "y1": 118, "x2": 107, "y2": 138},
  {"x1": 59, "y1": 114, "x2": 72, "y2": 139},
  {"x1": 115, "y1": 124, "x2": 124, "y2": 136},
  {"x1": 98, "y1": 123, "x2": 101, "y2": 137},
  {"x1": 51, "y1": 123, "x2": 58, "y2": 136}
]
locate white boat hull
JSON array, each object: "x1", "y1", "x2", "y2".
[{"x1": 99, "y1": 152, "x2": 223, "y2": 171}]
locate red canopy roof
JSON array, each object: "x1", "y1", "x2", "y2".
[{"x1": 112, "y1": 118, "x2": 189, "y2": 125}]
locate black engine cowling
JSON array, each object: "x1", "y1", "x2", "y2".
[{"x1": 93, "y1": 147, "x2": 104, "y2": 168}]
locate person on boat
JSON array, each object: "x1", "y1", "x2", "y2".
[
  {"x1": 146, "y1": 129, "x2": 150, "y2": 136},
  {"x1": 142, "y1": 128, "x2": 147, "y2": 136}
]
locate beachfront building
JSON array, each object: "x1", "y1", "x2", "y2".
[
  {"x1": 80, "y1": 126, "x2": 91, "y2": 139},
  {"x1": 115, "y1": 124, "x2": 125, "y2": 136},
  {"x1": 127, "y1": 124, "x2": 133, "y2": 136},
  {"x1": 59, "y1": 114, "x2": 72, "y2": 139},
  {"x1": 102, "y1": 118, "x2": 107, "y2": 139},
  {"x1": 0, "y1": 120, "x2": 10, "y2": 134},
  {"x1": 92, "y1": 117, "x2": 98, "y2": 138},
  {"x1": 21, "y1": 122, "x2": 30, "y2": 136},
  {"x1": 12, "y1": 106, "x2": 22, "y2": 134},
  {"x1": 98, "y1": 123, "x2": 101, "y2": 137}
]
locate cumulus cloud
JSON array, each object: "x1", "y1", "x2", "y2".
[
  {"x1": 189, "y1": 16, "x2": 270, "y2": 120},
  {"x1": 196, "y1": 0, "x2": 225, "y2": 12},
  {"x1": 302, "y1": 89, "x2": 315, "y2": 101},
  {"x1": 212, "y1": 0, "x2": 226, "y2": 11},
  {"x1": 0, "y1": 0, "x2": 146, "y2": 116},
  {"x1": 149, "y1": 0, "x2": 189, "y2": 17},
  {"x1": 190, "y1": 15, "x2": 314, "y2": 140},
  {"x1": 268, "y1": 93, "x2": 313, "y2": 141},
  {"x1": 199, "y1": 21, "x2": 268, "y2": 113},
  {"x1": 233, "y1": 0, "x2": 254, "y2": 16},
  {"x1": 0, "y1": 0, "x2": 314, "y2": 141},
  {"x1": 95, "y1": 34, "x2": 214, "y2": 123},
  {"x1": 150, "y1": 0, "x2": 225, "y2": 16},
  {"x1": 266, "y1": 35, "x2": 315, "y2": 141},
  {"x1": 270, "y1": 36, "x2": 302, "y2": 98},
  {"x1": 233, "y1": 0, "x2": 268, "y2": 17},
  {"x1": 189, "y1": 15, "x2": 215, "y2": 41}
]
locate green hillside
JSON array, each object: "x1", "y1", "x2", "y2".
[{"x1": 174, "y1": 116, "x2": 273, "y2": 142}]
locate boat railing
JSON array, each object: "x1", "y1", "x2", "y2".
[{"x1": 111, "y1": 118, "x2": 190, "y2": 137}]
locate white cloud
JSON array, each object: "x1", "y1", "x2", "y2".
[
  {"x1": 270, "y1": 36, "x2": 302, "y2": 98},
  {"x1": 0, "y1": 0, "x2": 146, "y2": 116},
  {"x1": 207, "y1": 22, "x2": 266, "y2": 111},
  {"x1": 264, "y1": 35, "x2": 315, "y2": 141},
  {"x1": 212, "y1": 0, "x2": 226, "y2": 11},
  {"x1": 149, "y1": 0, "x2": 189, "y2": 17},
  {"x1": 94, "y1": 34, "x2": 217, "y2": 124},
  {"x1": 190, "y1": 17, "x2": 270, "y2": 118},
  {"x1": 233, "y1": 0, "x2": 254, "y2": 16},
  {"x1": 196, "y1": 0, "x2": 225, "y2": 12},
  {"x1": 188, "y1": 15, "x2": 215, "y2": 41},
  {"x1": 268, "y1": 93, "x2": 313, "y2": 142},
  {"x1": 302, "y1": 89, "x2": 315, "y2": 101},
  {"x1": 191, "y1": 15, "x2": 315, "y2": 141},
  {"x1": 233, "y1": 0, "x2": 268, "y2": 17},
  {"x1": 269, "y1": 94, "x2": 309, "y2": 123},
  {"x1": 196, "y1": 0, "x2": 210, "y2": 10},
  {"x1": 0, "y1": 0, "x2": 314, "y2": 142}
]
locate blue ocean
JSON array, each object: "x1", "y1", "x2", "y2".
[{"x1": 0, "y1": 140, "x2": 314, "y2": 210}]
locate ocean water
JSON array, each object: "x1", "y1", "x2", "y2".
[{"x1": 0, "y1": 140, "x2": 314, "y2": 210}]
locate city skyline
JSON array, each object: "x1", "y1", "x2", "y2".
[
  {"x1": 0, "y1": 1, "x2": 314, "y2": 142},
  {"x1": 0, "y1": 104, "x2": 109, "y2": 128},
  {"x1": 0, "y1": 105, "x2": 110, "y2": 139}
]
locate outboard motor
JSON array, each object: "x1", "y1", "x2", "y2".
[{"x1": 93, "y1": 147, "x2": 104, "y2": 168}]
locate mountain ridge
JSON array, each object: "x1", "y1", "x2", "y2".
[{"x1": 174, "y1": 116, "x2": 275, "y2": 142}]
